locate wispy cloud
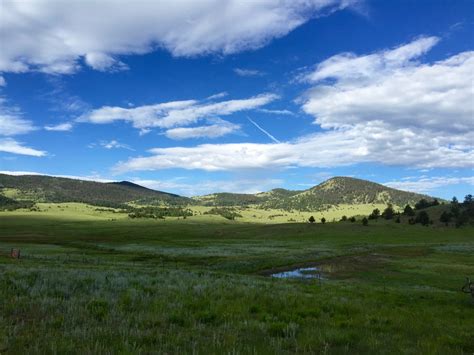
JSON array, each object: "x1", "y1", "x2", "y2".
[
  {"x1": 44, "y1": 122, "x2": 74, "y2": 131},
  {"x1": 165, "y1": 120, "x2": 240, "y2": 140},
  {"x1": 79, "y1": 93, "x2": 278, "y2": 132},
  {"x1": 0, "y1": 138, "x2": 46, "y2": 157},
  {"x1": 385, "y1": 176, "x2": 474, "y2": 194},
  {"x1": 89, "y1": 140, "x2": 134, "y2": 151},
  {"x1": 234, "y1": 68, "x2": 265, "y2": 77},
  {"x1": 207, "y1": 92, "x2": 228, "y2": 100}
]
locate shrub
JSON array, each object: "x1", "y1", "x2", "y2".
[
  {"x1": 369, "y1": 208, "x2": 380, "y2": 220},
  {"x1": 382, "y1": 204, "x2": 395, "y2": 220},
  {"x1": 415, "y1": 211, "x2": 430, "y2": 226}
]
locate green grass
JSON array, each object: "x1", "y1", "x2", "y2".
[{"x1": 0, "y1": 213, "x2": 473, "y2": 353}]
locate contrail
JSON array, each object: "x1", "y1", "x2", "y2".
[{"x1": 247, "y1": 116, "x2": 280, "y2": 143}]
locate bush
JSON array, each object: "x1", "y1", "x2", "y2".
[
  {"x1": 369, "y1": 208, "x2": 380, "y2": 220},
  {"x1": 415, "y1": 211, "x2": 430, "y2": 226},
  {"x1": 439, "y1": 211, "x2": 452, "y2": 226},
  {"x1": 362, "y1": 217, "x2": 368, "y2": 226},
  {"x1": 382, "y1": 204, "x2": 395, "y2": 220},
  {"x1": 403, "y1": 204, "x2": 415, "y2": 216}
]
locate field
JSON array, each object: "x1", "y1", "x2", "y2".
[{"x1": 0, "y1": 211, "x2": 473, "y2": 353}]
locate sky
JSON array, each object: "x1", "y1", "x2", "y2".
[{"x1": 0, "y1": 0, "x2": 473, "y2": 198}]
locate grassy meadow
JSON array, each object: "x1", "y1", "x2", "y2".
[{"x1": 0, "y1": 208, "x2": 473, "y2": 353}]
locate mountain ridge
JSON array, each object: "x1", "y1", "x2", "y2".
[{"x1": 0, "y1": 173, "x2": 437, "y2": 210}]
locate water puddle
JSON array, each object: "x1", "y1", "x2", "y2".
[{"x1": 271, "y1": 266, "x2": 323, "y2": 279}]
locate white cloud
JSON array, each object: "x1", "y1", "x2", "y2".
[
  {"x1": 114, "y1": 121, "x2": 474, "y2": 173},
  {"x1": 0, "y1": 138, "x2": 46, "y2": 157},
  {"x1": 84, "y1": 53, "x2": 128, "y2": 72},
  {"x1": 165, "y1": 121, "x2": 240, "y2": 140},
  {"x1": 258, "y1": 108, "x2": 295, "y2": 116},
  {"x1": 111, "y1": 38, "x2": 474, "y2": 173},
  {"x1": 301, "y1": 37, "x2": 473, "y2": 133},
  {"x1": 207, "y1": 92, "x2": 229, "y2": 100},
  {"x1": 44, "y1": 122, "x2": 74, "y2": 131},
  {"x1": 0, "y1": 99, "x2": 36, "y2": 136},
  {"x1": 234, "y1": 68, "x2": 265, "y2": 77},
  {"x1": 0, "y1": 76, "x2": 6, "y2": 86},
  {"x1": 385, "y1": 176, "x2": 474, "y2": 194},
  {"x1": 0, "y1": 0, "x2": 355, "y2": 74},
  {"x1": 79, "y1": 93, "x2": 278, "y2": 131},
  {"x1": 0, "y1": 99, "x2": 45, "y2": 156},
  {"x1": 88, "y1": 140, "x2": 134, "y2": 150}
]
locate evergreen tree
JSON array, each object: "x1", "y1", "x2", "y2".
[
  {"x1": 369, "y1": 208, "x2": 380, "y2": 220},
  {"x1": 403, "y1": 204, "x2": 415, "y2": 216},
  {"x1": 382, "y1": 204, "x2": 395, "y2": 220},
  {"x1": 439, "y1": 211, "x2": 452, "y2": 226}
]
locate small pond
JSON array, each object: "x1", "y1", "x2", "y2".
[{"x1": 271, "y1": 266, "x2": 323, "y2": 279}]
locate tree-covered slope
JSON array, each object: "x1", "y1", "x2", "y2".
[
  {"x1": 193, "y1": 177, "x2": 435, "y2": 211},
  {"x1": 0, "y1": 174, "x2": 190, "y2": 207},
  {"x1": 262, "y1": 177, "x2": 435, "y2": 210}
]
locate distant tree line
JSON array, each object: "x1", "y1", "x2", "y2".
[
  {"x1": 204, "y1": 207, "x2": 242, "y2": 220},
  {"x1": 128, "y1": 206, "x2": 193, "y2": 219},
  {"x1": 0, "y1": 195, "x2": 36, "y2": 211}
]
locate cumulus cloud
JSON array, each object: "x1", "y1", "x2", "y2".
[
  {"x1": 84, "y1": 53, "x2": 128, "y2": 72},
  {"x1": 0, "y1": 138, "x2": 46, "y2": 156},
  {"x1": 112, "y1": 36, "x2": 473, "y2": 174},
  {"x1": 385, "y1": 176, "x2": 474, "y2": 194},
  {"x1": 79, "y1": 93, "x2": 277, "y2": 131},
  {"x1": 0, "y1": 76, "x2": 6, "y2": 87},
  {"x1": 234, "y1": 68, "x2": 265, "y2": 77},
  {"x1": 0, "y1": 0, "x2": 355, "y2": 74},
  {"x1": 165, "y1": 121, "x2": 240, "y2": 140},
  {"x1": 301, "y1": 37, "x2": 473, "y2": 133},
  {"x1": 44, "y1": 122, "x2": 74, "y2": 131}
]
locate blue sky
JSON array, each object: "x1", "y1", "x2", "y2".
[{"x1": 0, "y1": 0, "x2": 473, "y2": 198}]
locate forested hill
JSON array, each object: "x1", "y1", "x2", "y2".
[
  {"x1": 0, "y1": 174, "x2": 190, "y2": 207},
  {"x1": 1, "y1": 174, "x2": 436, "y2": 211},
  {"x1": 194, "y1": 177, "x2": 435, "y2": 210},
  {"x1": 261, "y1": 177, "x2": 435, "y2": 210}
]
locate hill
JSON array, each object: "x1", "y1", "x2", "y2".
[
  {"x1": 194, "y1": 177, "x2": 434, "y2": 211},
  {"x1": 262, "y1": 177, "x2": 435, "y2": 210},
  {"x1": 0, "y1": 174, "x2": 190, "y2": 207},
  {"x1": 1, "y1": 174, "x2": 437, "y2": 212}
]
